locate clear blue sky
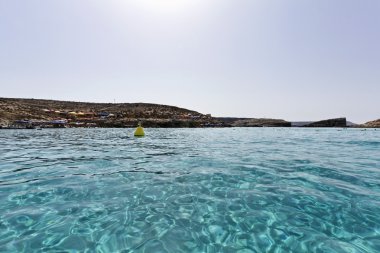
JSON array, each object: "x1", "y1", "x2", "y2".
[{"x1": 1, "y1": 0, "x2": 379, "y2": 123}]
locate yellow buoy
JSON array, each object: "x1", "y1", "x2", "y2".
[{"x1": 134, "y1": 124, "x2": 145, "y2": 137}]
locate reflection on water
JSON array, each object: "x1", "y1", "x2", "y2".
[{"x1": 0, "y1": 128, "x2": 380, "y2": 252}]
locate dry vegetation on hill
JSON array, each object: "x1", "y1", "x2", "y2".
[
  {"x1": 0, "y1": 97, "x2": 215, "y2": 128},
  {"x1": 362, "y1": 119, "x2": 380, "y2": 128}
]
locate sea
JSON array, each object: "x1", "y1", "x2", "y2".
[{"x1": 0, "y1": 128, "x2": 379, "y2": 253}]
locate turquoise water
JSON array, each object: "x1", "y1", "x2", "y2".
[{"x1": 0, "y1": 128, "x2": 379, "y2": 253}]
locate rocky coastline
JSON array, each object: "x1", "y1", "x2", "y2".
[{"x1": 0, "y1": 98, "x2": 378, "y2": 129}]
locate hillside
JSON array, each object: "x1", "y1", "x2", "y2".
[
  {"x1": 362, "y1": 119, "x2": 380, "y2": 128},
  {"x1": 0, "y1": 98, "x2": 216, "y2": 128}
]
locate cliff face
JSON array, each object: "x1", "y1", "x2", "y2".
[
  {"x1": 304, "y1": 118, "x2": 347, "y2": 127},
  {"x1": 362, "y1": 119, "x2": 380, "y2": 128}
]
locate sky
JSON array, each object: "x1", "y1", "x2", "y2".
[{"x1": 0, "y1": 0, "x2": 379, "y2": 123}]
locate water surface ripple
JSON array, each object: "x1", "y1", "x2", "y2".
[{"x1": 0, "y1": 128, "x2": 379, "y2": 252}]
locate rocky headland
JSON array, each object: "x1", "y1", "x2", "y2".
[
  {"x1": 361, "y1": 119, "x2": 380, "y2": 128},
  {"x1": 0, "y1": 98, "x2": 217, "y2": 128}
]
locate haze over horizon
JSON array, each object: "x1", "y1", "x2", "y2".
[{"x1": 1, "y1": 0, "x2": 379, "y2": 123}]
